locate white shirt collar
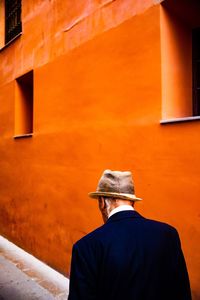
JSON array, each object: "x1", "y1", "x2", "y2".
[{"x1": 108, "y1": 205, "x2": 134, "y2": 219}]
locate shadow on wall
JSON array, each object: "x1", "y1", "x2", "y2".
[{"x1": 192, "y1": 290, "x2": 200, "y2": 300}]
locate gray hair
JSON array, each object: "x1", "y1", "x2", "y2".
[
  {"x1": 103, "y1": 196, "x2": 134, "y2": 208},
  {"x1": 103, "y1": 197, "x2": 116, "y2": 214}
]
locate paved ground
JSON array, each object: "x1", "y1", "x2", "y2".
[
  {"x1": 0, "y1": 236, "x2": 69, "y2": 300},
  {"x1": 0, "y1": 255, "x2": 56, "y2": 300}
]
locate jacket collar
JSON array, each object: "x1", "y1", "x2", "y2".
[{"x1": 106, "y1": 210, "x2": 143, "y2": 224}]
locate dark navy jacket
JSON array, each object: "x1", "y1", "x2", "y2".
[{"x1": 68, "y1": 211, "x2": 191, "y2": 300}]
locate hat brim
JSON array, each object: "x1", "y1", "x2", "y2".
[{"x1": 88, "y1": 192, "x2": 142, "y2": 201}]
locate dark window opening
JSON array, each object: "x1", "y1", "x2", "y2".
[
  {"x1": 5, "y1": 0, "x2": 22, "y2": 44},
  {"x1": 15, "y1": 71, "x2": 33, "y2": 136},
  {"x1": 193, "y1": 28, "x2": 200, "y2": 116}
]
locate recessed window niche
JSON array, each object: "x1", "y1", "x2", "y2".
[{"x1": 15, "y1": 70, "x2": 33, "y2": 137}]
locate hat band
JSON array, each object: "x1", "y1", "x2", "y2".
[{"x1": 89, "y1": 191, "x2": 142, "y2": 201}]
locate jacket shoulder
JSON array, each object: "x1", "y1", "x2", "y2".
[
  {"x1": 74, "y1": 224, "x2": 106, "y2": 248},
  {"x1": 144, "y1": 217, "x2": 180, "y2": 239}
]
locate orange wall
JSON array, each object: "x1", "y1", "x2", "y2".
[
  {"x1": 0, "y1": 0, "x2": 161, "y2": 86},
  {"x1": 0, "y1": 1, "x2": 200, "y2": 299}
]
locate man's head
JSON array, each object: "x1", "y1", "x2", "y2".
[
  {"x1": 89, "y1": 170, "x2": 142, "y2": 223},
  {"x1": 98, "y1": 196, "x2": 134, "y2": 223}
]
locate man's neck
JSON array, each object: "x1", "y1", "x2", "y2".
[{"x1": 108, "y1": 205, "x2": 134, "y2": 219}]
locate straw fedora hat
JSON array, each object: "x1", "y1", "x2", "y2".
[{"x1": 89, "y1": 170, "x2": 142, "y2": 201}]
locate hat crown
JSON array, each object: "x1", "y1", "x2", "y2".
[{"x1": 97, "y1": 170, "x2": 135, "y2": 195}]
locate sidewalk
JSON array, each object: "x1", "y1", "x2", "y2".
[{"x1": 0, "y1": 236, "x2": 69, "y2": 300}]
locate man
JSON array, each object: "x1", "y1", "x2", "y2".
[{"x1": 68, "y1": 170, "x2": 192, "y2": 300}]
